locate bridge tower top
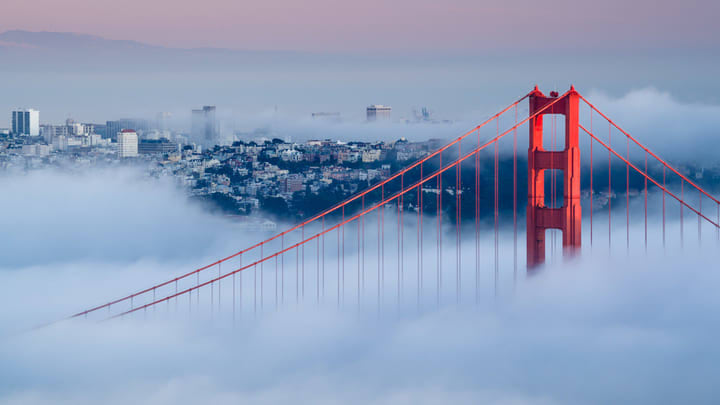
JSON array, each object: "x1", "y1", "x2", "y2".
[{"x1": 527, "y1": 86, "x2": 581, "y2": 268}]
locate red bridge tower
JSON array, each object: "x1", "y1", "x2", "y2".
[{"x1": 527, "y1": 86, "x2": 581, "y2": 267}]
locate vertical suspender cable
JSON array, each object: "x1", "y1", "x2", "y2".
[
  {"x1": 437, "y1": 154, "x2": 442, "y2": 306},
  {"x1": 296, "y1": 235, "x2": 300, "y2": 304},
  {"x1": 232, "y1": 267, "x2": 235, "y2": 323},
  {"x1": 337, "y1": 217, "x2": 341, "y2": 307},
  {"x1": 698, "y1": 189, "x2": 702, "y2": 243},
  {"x1": 609, "y1": 122, "x2": 612, "y2": 250},
  {"x1": 494, "y1": 126, "x2": 499, "y2": 295},
  {"x1": 457, "y1": 143, "x2": 461, "y2": 303},
  {"x1": 253, "y1": 263, "x2": 257, "y2": 316},
  {"x1": 218, "y1": 263, "x2": 221, "y2": 313},
  {"x1": 418, "y1": 163, "x2": 425, "y2": 303},
  {"x1": 381, "y1": 185, "x2": 384, "y2": 306},
  {"x1": 397, "y1": 194, "x2": 401, "y2": 307},
  {"x1": 378, "y1": 191, "x2": 381, "y2": 310},
  {"x1": 626, "y1": 137, "x2": 630, "y2": 252},
  {"x1": 358, "y1": 212, "x2": 361, "y2": 307},
  {"x1": 590, "y1": 112, "x2": 594, "y2": 247},
  {"x1": 513, "y1": 103, "x2": 518, "y2": 283},
  {"x1": 417, "y1": 179, "x2": 421, "y2": 308},
  {"x1": 475, "y1": 129, "x2": 480, "y2": 303},
  {"x1": 663, "y1": 167, "x2": 666, "y2": 248},
  {"x1": 644, "y1": 150, "x2": 648, "y2": 253},
  {"x1": 239, "y1": 254, "x2": 242, "y2": 316},
  {"x1": 362, "y1": 196, "x2": 365, "y2": 297},
  {"x1": 321, "y1": 217, "x2": 325, "y2": 301},
  {"x1": 342, "y1": 206, "x2": 345, "y2": 305},
  {"x1": 437, "y1": 152, "x2": 443, "y2": 304},
  {"x1": 302, "y1": 225, "x2": 305, "y2": 299},
  {"x1": 681, "y1": 180, "x2": 684, "y2": 248},
  {"x1": 318, "y1": 225, "x2": 321, "y2": 305},
  {"x1": 550, "y1": 114, "x2": 557, "y2": 254},
  {"x1": 401, "y1": 174, "x2": 405, "y2": 306}
]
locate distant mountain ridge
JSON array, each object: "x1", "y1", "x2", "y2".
[
  {"x1": 0, "y1": 30, "x2": 321, "y2": 73},
  {"x1": 0, "y1": 30, "x2": 160, "y2": 51},
  {"x1": 0, "y1": 30, "x2": 308, "y2": 56}
]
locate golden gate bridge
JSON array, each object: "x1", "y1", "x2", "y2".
[{"x1": 67, "y1": 86, "x2": 720, "y2": 322}]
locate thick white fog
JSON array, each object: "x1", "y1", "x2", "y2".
[
  {"x1": 1, "y1": 164, "x2": 719, "y2": 404},
  {"x1": 584, "y1": 88, "x2": 720, "y2": 163},
  {"x1": 205, "y1": 87, "x2": 720, "y2": 163}
]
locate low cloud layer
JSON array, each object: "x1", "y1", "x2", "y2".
[
  {"x1": 1, "y1": 166, "x2": 719, "y2": 404},
  {"x1": 0, "y1": 168, "x2": 248, "y2": 267},
  {"x1": 2, "y1": 251, "x2": 720, "y2": 404},
  {"x1": 584, "y1": 88, "x2": 720, "y2": 163}
]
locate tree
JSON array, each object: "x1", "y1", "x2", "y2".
[
  {"x1": 191, "y1": 193, "x2": 240, "y2": 215},
  {"x1": 260, "y1": 196, "x2": 289, "y2": 217}
]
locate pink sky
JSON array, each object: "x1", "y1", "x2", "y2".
[{"x1": 2, "y1": 0, "x2": 719, "y2": 51}]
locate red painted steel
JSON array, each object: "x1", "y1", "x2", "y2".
[
  {"x1": 417, "y1": 172, "x2": 421, "y2": 306},
  {"x1": 681, "y1": 181, "x2": 685, "y2": 247},
  {"x1": 609, "y1": 122, "x2": 612, "y2": 250},
  {"x1": 361, "y1": 196, "x2": 365, "y2": 296},
  {"x1": 590, "y1": 110, "x2": 593, "y2": 247},
  {"x1": 474, "y1": 131, "x2": 480, "y2": 303},
  {"x1": 644, "y1": 152, "x2": 648, "y2": 253},
  {"x1": 419, "y1": 163, "x2": 423, "y2": 302},
  {"x1": 302, "y1": 225, "x2": 306, "y2": 299},
  {"x1": 321, "y1": 218, "x2": 324, "y2": 300},
  {"x1": 626, "y1": 137, "x2": 630, "y2": 250},
  {"x1": 699, "y1": 190, "x2": 702, "y2": 242},
  {"x1": 513, "y1": 104, "x2": 518, "y2": 281},
  {"x1": 494, "y1": 139, "x2": 499, "y2": 291},
  {"x1": 260, "y1": 243, "x2": 264, "y2": 312},
  {"x1": 401, "y1": 174, "x2": 405, "y2": 304},
  {"x1": 439, "y1": 152, "x2": 442, "y2": 302},
  {"x1": 456, "y1": 143, "x2": 461, "y2": 302},
  {"x1": 663, "y1": 167, "x2": 666, "y2": 246},
  {"x1": 437, "y1": 154, "x2": 441, "y2": 305},
  {"x1": 526, "y1": 86, "x2": 581, "y2": 268}
]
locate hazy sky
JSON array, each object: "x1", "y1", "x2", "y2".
[
  {"x1": 2, "y1": 0, "x2": 719, "y2": 51},
  {"x1": 2, "y1": 0, "x2": 720, "y2": 128}
]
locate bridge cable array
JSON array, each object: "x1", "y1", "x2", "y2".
[{"x1": 56, "y1": 87, "x2": 719, "y2": 325}]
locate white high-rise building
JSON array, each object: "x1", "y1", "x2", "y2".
[
  {"x1": 40, "y1": 124, "x2": 69, "y2": 143},
  {"x1": 117, "y1": 129, "x2": 139, "y2": 158},
  {"x1": 191, "y1": 106, "x2": 217, "y2": 144},
  {"x1": 366, "y1": 105, "x2": 391, "y2": 121},
  {"x1": 12, "y1": 109, "x2": 40, "y2": 136},
  {"x1": 88, "y1": 134, "x2": 103, "y2": 146},
  {"x1": 21, "y1": 144, "x2": 50, "y2": 156}
]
